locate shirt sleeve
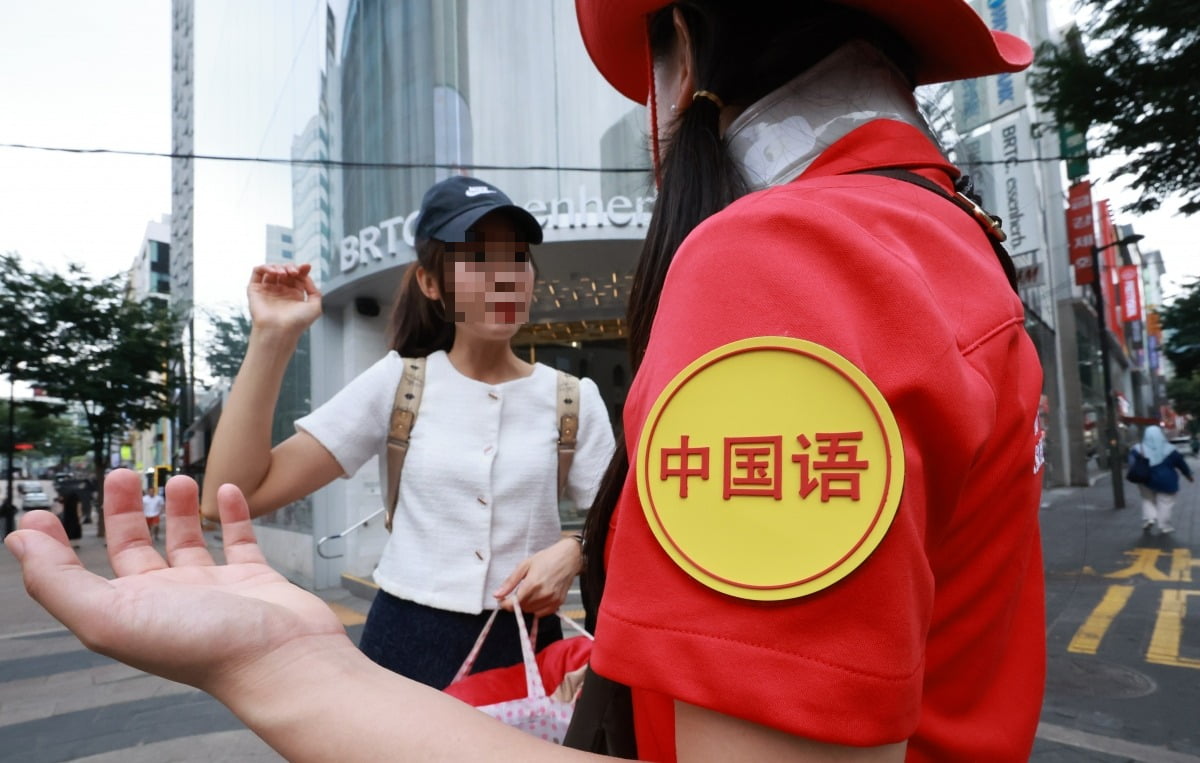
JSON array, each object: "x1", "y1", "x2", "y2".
[
  {"x1": 591, "y1": 192, "x2": 970, "y2": 746},
  {"x1": 566, "y1": 377, "x2": 616, "y2": 509},
  {"x1": 294, "y1": 352, "x2": 403, "y2": 479}
]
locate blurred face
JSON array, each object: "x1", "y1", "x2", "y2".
[{"x1": 441, "y1": 212, "x2": 535, "y2": 341}]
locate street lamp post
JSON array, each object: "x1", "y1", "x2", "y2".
[{"x1": 1091, "y1": 232, "x2": 1144, "y2": 510}]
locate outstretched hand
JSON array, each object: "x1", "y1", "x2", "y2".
[
  {"x1": 5, "y1": 470, "x2": 350, "y2": 698},
  {"x1": 247, "y1": 263, "x2": 323, "y2": 335}
]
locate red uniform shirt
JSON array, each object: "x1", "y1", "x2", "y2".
[{"x1": 591, "y1": 119, "x2": 1045, "y2": 762}]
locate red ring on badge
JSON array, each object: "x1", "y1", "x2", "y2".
[{"x1": 640, "y1": 343, "x2": 896, "y2": 591}]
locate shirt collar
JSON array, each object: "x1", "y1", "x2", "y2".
[{"x1": 725, "y1": 40, "x2": 951, "y2": 191}]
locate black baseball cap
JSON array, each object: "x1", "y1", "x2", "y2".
[{"x1": 414, "y1": 176, "x2": 544, "y2": 245}]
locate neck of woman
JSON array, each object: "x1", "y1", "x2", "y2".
[
  {"x1": 446, "y1": 335, "x2": 532, "y2": 384},
  {"x1": 724, "y1": 39, "x2": 938, "y2": 191}
]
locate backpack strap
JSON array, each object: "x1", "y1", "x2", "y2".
[
  {"x1": 385, "y1": 356, "x2": 426, "y2": 532},
  {"x1": 556, "y1": 370, "x2": 581, "y2": 499},
  {"x1": 852, "y1": 168, "x2": 1019, "y2": 294}
]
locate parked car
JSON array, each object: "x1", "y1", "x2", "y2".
[
  {"x1": 21, "y1": 490, "x2": 52, "y2": 510},
  {"x1": 17, "y1": 481, "x2": 42, "y2": 495}
]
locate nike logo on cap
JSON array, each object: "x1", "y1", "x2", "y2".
[{"x1": 464, "y1": 186, "x2": 495, "y2": 197}]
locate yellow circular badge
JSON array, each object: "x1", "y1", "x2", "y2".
[{"x1": 636, "y1": 337, "x2": 904, "y2": 600}]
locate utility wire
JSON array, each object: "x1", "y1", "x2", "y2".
[{"x1": 0, "y1": 141, "x2": 1078, "y2": 171}]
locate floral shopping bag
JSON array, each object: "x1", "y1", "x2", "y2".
[{"x1": 444, "y1": 597, "x2": 592, "y2": 744}]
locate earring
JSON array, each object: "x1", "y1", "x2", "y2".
[{"x1": 670, "y1": 104, "x2": 677, "y2": 113}]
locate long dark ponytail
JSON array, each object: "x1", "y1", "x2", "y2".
[
  {"x1": 388, "y1": 238, "x2": 455, "y2": 357},
  {"x1": 580, "y1": 0, "x2": 916, "y2": 626}
]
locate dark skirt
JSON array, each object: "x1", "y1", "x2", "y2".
[{"x1": 358, "y1": 589, "x2": 563, "y2": 689}]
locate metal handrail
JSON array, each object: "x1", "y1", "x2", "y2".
[{"x1": 316, "y1": 507, "x2": 385, "y2": 559}]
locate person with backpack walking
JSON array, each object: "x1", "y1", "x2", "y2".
[
  {"x1": 1130, "y1": 425, "x2": 1194, "y2": 534},
  {"x1": 198, "y1": 176, "x2": 614, "y2": 689}
]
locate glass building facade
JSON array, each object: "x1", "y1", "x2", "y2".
[{"x1": 191, "y1": 0, "x2": 648, "y2": 587}]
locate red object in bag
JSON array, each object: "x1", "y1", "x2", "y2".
[{"x1": 444, "y1": 633, "x2": 592, "y2": 706}]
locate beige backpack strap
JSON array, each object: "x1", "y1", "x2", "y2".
[
  {"x1": 556, "y1": 370, "x2": 580, "y2": 499},
  {"x1": 385, "y1": 357, "x2": 426, "y2": 532}
]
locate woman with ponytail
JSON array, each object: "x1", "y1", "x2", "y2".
[
  {"x1": 196, "y1": 175, "x2": 614, "y2": 689},
  {"x1": 10, "y1": 3, "x2": 1044, "y2": 761}
]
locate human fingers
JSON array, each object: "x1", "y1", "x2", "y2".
[
  {"x1": 493, "y1": 559, "x2": 530, "y2": 603},
  {"x1": 217, "y1": 484, "x2": 267, "y2": 565},
  {"x1": 164, "y1": 476, "x2": 214, "y2": 567},
  {"x1": 103, "y1": 470, "x2": 168, "y2": 577},
  {"x1": 17, "y1": 509, "x2": 71, "y2": 544},
  {"x1": 299, "y1": 268, "x2": 322, "y2": 302},
  {"x1": 5, "y1": 524, "x2": 118, "y2": 642},
  {"x1": 516, "y1": 581, "x2": 563, "y2": 618}
]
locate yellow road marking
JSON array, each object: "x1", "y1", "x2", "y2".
[
  {"x1": 1147, "y1": 589, "x2": 1200, "y2": 669},
  {"x1": 1068, "y1": 585, "x2": 1134, "y2": 655}
]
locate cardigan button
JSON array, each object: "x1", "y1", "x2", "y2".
[
  {"x1": 474, "y1": 550, "x2": 484, "y2": 561},
  {"x1": 477, "y1": 496, "x2": 488, "y2": 506},
  {"x1": 488, "y1": 391, "x2": 499, "y2": 400}
]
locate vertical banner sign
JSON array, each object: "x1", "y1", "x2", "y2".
[
  {"x1": 1095, "y1": 200, "x2": 1126, "y2": 352},
  {"x1": 1067, "y1": 181, "x2": 1095, "y2": 286},
  {"x1": 1118, "y1": 266, "x2": 1142, "y2": 324},
  {"x1": 988, "y1": 110, "x2": 1048, "y2": 319},
  {"x1": 954, "y1": 0, "x2": 1031, "y2": 133}
]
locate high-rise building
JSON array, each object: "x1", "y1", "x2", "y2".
[
  {"x1": 127, "y1": 217, "x2": 173, "y2": 481},
  {"x1": 171, "y1": 0, "x2": 197, "y2": 478}
]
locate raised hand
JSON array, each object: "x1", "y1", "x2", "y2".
[
  {"x1": 247, "y1": 263, "x2": 323, "y2": 335},
  {"x1": 5, "y1": 470, "x2": 350, "y2": 697}
]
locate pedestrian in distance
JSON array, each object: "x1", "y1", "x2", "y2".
[
  {"x1": 1130, "y1": 425, "x2": 1194, "y2": 535},
  {"x1": 141, "y1": 486, "x2": 164, "y2": 541},
  {"x1": 199, "y1": 175, "x2": 614, "y2": 690},
  {"x1": 56, "y1": 490, "x2": 82, "y2": 544},
  {"x1": 6, "y1": 0, "x2": 1042, "y2": 760}
]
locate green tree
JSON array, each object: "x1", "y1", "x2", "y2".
[
  {"x1": 1166, "y1": 377, "x2": 1200, "y2": 424},
  {"x1": 1032, "y1": 4, "x2": 1200, "y2": 214},
  {"x1": 203, "y1": 308, "x2": 252, "y2": 380},
  {"x1": 1162, "y1": 278, "x2": 1200, "y2": 380},
  {"x1": 1, "y1": 255, "x2": 179, "y2": 533}
]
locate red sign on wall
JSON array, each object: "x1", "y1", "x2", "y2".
[
  {"x1": 1118, "y1": 265, "x2": 1142, "y2": 323},
  {"x1": 1067, "y1": 181, "x2": 1095, "y2": 286}
]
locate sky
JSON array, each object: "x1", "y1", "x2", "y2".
[{"x1": 0, "y1": 0, "x2": 1196, "y2": 324}]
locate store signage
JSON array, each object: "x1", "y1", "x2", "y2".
[
  {"x1": 953, "y1": 0, "x2": 1030, "y2": 133},
  {"x1": 339, "y1": 186, "x2": 657, "y2": 274},
  {"x1": 1066, "y1": 181, "x2": 1095, "y2": 286},
  {"x1": 1118, "y1": 265, "x2": 1142, "y2": 324},
  {"x1": 1058, "y1": 124, "x2": 1089, "y2": 181}
]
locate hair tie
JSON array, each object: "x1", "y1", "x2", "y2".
[{"x1": 692, "y1": 90, "x2": 725, "y2": 110}]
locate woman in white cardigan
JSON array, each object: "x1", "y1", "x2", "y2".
[{"x1": 199, "y1": 176, "x2": 614, "y2": 688}]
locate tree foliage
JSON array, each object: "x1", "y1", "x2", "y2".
[
  {"x1": 203, "y1": 308, "x2": 251, "y2": 381},
  {"x1": 1162, "y1": 278, "x2": 1200, "y2": 380},
  {"x1": 1032, "y1": 1, "x2": 1200, "y2": 214},
  {"x1": 1, "y1": 254, "x2": 179, "y2": 519},
  {"x1": 0, "y1": 399, "x2": 89, "y2": 459},
  {"x1": 1166, "y1": 376, "x2": 1200, "y2": 422}
]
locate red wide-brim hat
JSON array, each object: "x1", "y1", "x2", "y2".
[{"x1": 576, "y1": 0, "x2": 1034, "y2": 102}]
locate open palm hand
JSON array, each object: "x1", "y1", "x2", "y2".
[{"x1": 8, "y1": 470, "x2": 349, "y2": 696}]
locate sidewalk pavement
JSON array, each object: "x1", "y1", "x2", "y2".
[
  {"x1": 0, "y1": 520, "x2": 369, "y2": 763},
  {"x1": 1033, "y1": 454, "x2": 1200, "y2": 762}
]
